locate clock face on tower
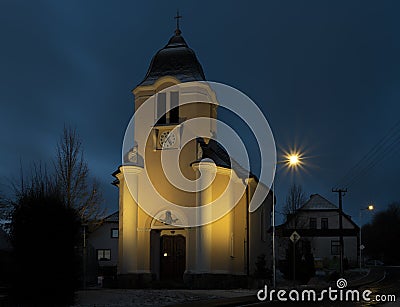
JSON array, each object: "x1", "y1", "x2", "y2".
[{"x1": 159, "y1": 130, "x2": 176, "y2": 149}]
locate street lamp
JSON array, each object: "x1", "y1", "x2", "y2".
[
  {"x1": 285, "y1": 152, "x2": 303, "y2": 169},
  {"x1": 288, "y1": 154, "x2": 300, "y2": 166},
  {"x1": 359, "y1": 204, "x2": 374, "y2": 270},
  {"x1": 272, "y1": 151, "x2": 302, "y2": 288}
]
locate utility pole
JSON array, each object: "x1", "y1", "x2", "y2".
[{"x1": 332, "y1": 188, "x2": 347, "y2": 275}]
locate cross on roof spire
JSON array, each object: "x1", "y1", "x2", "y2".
[{"x1": 174, "y1": 10, "x2": 182, "y2": 35}]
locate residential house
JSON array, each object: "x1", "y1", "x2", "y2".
[
  {"x1": 276, "y1": 194, "x2": 359, "y2": 269},
  {"x1": 87, "y1": 211, "x2": 119, "y2": 284}
]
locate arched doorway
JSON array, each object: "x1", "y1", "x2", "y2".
[{"x1": 150, "y1": 210, "x2": 188, "y2": 281}]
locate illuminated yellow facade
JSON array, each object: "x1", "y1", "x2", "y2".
[{"x1": 113, "y1": 29, "x2": 272, "y2": 288}]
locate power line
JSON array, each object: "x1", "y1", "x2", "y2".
[
  {"x1": 335, "y1": 119, "x2": 400, "y2": 187},
  {"x1": 334, "y1": 119, "x2": 400, "y2": 189},
  {"x1": 346, "y1": 133, "x2": 400, "y2": 189}
]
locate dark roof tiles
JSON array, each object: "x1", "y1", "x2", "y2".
[
  {"x1": 301, "y1": 194, "x2": 338, "y2": 210},
  {"x1": 139, "y1": 32, "x2": 206, "y2": 86}
]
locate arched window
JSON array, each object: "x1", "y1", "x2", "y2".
[{"x1": 156, "y1": 91, "x2": 180, "y2": 125}]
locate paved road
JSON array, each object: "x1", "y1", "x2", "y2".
[
  {"x1": 353, "y1": 266, "x2": 400, "y2": 307},
  {"x1": 245, "y1": 266, "x2": 400, "y2": 307}
]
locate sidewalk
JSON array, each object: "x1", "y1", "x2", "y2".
[
  {"x1": 73, "y1": 289, "x2": 255, "y2": 307},
  {"x1": 73, "y1": 268, "x2": 386, "y2": 307}
]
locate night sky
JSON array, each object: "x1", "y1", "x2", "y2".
[{"x1": 1, "y1": 1, "x2": 399, "y2": 225}]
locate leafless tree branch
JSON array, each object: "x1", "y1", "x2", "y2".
[
  {"x1": 283, "y1": 183, "x2": 306, "y2": 227},
  {"x1": 54, "y1": 126, "x2": 105, "y2": 224}
]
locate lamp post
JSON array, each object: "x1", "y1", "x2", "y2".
[
  {"x1": 272, "y1": 152, "x2": 302, "y2": 288},
  {"x1": 359, "y1": 204, "x2": 374, "y2": 270}
]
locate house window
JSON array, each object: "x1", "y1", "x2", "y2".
[
  {"x1": 321, "y1": 218, "x2": 328, "y2": 229},
  {"x1": 331, "y1": 240, "x2": 340, "y2": 255},
  {"x1": 309, "y1": 218, "x2": 317, "y2": 229},
  {"x1": 97, "y1": 249, "x2": 111, "y2": 261},
  {"x1": 111, "y1": 228, "x2": 119, "y2": 238}
]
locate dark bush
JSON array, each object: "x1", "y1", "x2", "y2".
[
  {"x1": 10, "y1": 187, "x2": 81, "y2": 305},
  {"x1": 282, "y1": 239, "x2": 315, "y2": 284}
]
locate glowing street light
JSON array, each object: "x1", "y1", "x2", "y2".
[
  {"x1": 283, "y1": 151, "x2": 303, "y2": 169},
  {"x1": 289, "y1": 154, "x2": 300, "y2": 166}
]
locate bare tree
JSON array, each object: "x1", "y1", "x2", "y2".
[
  {"x1": 54, "y1": 126, "x2": 104, "y2": 223},
  {"x1": 283, "y1": 183, "x2": 306, "y2": 226}
]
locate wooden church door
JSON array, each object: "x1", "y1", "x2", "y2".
[{"x1": 160, "y1": 234, "x2": 186, "y2": 280}]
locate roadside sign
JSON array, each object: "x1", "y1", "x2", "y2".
[{"x1": 290, "y1": 231, "x2": 300, "y2": 243}]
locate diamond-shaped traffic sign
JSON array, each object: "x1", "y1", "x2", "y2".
[{"x1": 290, "y1": 231, "x2": 300, "y2": 243}]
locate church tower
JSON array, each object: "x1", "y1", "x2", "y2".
[{"x1": 113, "y1": 19, "x2": 272, "y2": 288}]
